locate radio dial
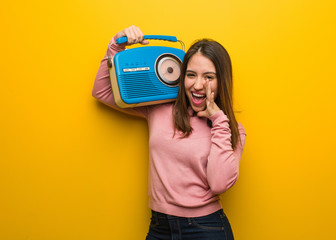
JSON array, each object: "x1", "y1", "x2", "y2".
[{"x1": 156, "y1": 54, "x2": 182, "y2": 86}]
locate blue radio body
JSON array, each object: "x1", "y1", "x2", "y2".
[{"x1": 108, "y1": 35, "x2": 185, "y2": 108}]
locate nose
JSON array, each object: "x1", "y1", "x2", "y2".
[{"x1": 194, "y1": 77, "x2": 205, "y2": 90}]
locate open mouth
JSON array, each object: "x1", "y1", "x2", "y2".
[{"x1": 191, "y1": 92, "x2": 206, "y2": 105}]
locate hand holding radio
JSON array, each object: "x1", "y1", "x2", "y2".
[
  {"x1": 116, "y1": 25, "x2": 149, "y2": 47},
  {"x1": 197, "y1": 80, "x2": 220, "y2": 118}
]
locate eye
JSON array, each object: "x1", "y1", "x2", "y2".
[
  {"x1": 186, "y1": 73, "x2": 196, "y2": 78},
  {"x1": 206, "y1": 75, "x2": 215, "y2": 80}
]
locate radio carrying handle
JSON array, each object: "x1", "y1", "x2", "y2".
[{"x1": 116, "y1": 35, "x2": 177, "y2": 44}]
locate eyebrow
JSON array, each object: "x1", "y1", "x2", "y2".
[{"x1": 186, "y1": 70, "x2": 216, "y2": 75}]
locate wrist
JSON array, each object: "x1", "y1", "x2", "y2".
[
  {"x1": 209, "y1": 110, "x2": 226, "y2": 122},
  {"x1": 110, "y1": 35, "x2": 126, "y2": 51},
  {"x1": 208, "y1": 106, "x2": 221, "y2": 117}
]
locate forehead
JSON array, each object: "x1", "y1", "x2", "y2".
[{"x1": 187, "y1": 52, "x2": 216, "y2": 73}]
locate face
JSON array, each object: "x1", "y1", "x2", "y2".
[{"x1": 184, "y1": 52, "x2": 218, "y2": 112}]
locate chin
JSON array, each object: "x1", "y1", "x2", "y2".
[{"x1": 190, "y1": 104, "x2": 205, "y2": 113}]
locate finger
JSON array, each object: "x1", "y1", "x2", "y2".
[
  {"x1": 134, "y1": 26, "x2": 149, "y2": 45},
  {"x1": 117, "y1": 25, "x2": 147, "y2": 45},
  {"x1": 125, "y1": 27, "x2": 136, "y2": 44},
  {"x1": 211, "y1": 92, "x2": 215, "y2": 103},
  {"x1": 123, "y1": 26, "x2": 138, "y2": 45},
  {"x1": 116, "y1": 30, "x2": 126, "y2": 39},
  {"x1": 208, "y1": 82, "x2": 216, "y2": 105},
  {"x1": 206, "y1": 80, "x2": 212, "y2": 102},
  {"x1": 115, "y1": 30, "x2": 128, "y2": 47},
  {"x1": 141, "y1": 40, "x2": 150, "y2": 45},
  {"x1": 130, "y1": 25, "x2": 146, "y2": 44},
  {"x1": 133, "y1": 26, "x2": 144, "y2": 43}
]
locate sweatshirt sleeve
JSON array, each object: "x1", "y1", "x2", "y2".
[
  {"x1": 206, "y1": 110, "x2": 247, "y2": 194},
  {"x1": 92, "y1": 35, "x2": 149, "y2": 118}
]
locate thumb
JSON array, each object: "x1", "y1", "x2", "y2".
[
  {"x1": 197, "y1": 110, "x2": 208, "y2": 118},
  {"x1": 141, "y1": 40, "x2": 149, "y2": 45}
]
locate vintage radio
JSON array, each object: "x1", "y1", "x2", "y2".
[{"x1": 108, "y1": 35, "x2": 185, "y2": 108}]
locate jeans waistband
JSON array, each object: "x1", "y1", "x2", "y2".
[
  {"x1": 151, "y1": 210, "x2": 180, "y2": 220},
  {"x1": 151, "y1": 209, "x2": 224, "y2": 220}
]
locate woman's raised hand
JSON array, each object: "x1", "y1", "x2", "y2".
[
  {"x1": 116, "y1": 25, "x2": 149, "y2": 47},
  {"x1": 197, "y1": 80, "x2": 220, "y2": 118}
]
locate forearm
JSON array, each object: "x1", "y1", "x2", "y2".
[
  {"x1": 92, "y1": 36, "x2": 148, "y2": 118},
  {"x1": 206, "y1": 111, "x2": 246, "y2": 194},
  {"x1": 92, "y1": 36, "x2": 125, "y2": 108}
]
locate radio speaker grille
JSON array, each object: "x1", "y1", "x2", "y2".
[{"x1": 119, "y1": 72, "x2": 178, "y2": 99}]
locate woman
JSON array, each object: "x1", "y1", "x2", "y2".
[{"x1": 92, "y1": 25, "x2": 246, "y2": 240}]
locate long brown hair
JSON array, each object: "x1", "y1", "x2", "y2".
[{"x1": 173, "y1": 39, "x2": 241, "y2": 150}]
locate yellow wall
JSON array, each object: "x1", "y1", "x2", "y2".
[{"x1": 1, "y1": 0, "x2": 335, "y2": 239}]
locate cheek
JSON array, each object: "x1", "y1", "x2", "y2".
[{"x1": 184, "y1": 78, "x2": 193, "y2": 91}]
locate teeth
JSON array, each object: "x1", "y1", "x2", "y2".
[{"x1": 192, "y1": 92, "x2": 205, "y2": 98}]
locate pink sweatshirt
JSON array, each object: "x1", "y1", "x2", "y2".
[{"x1": 92, "y1": 36, "x2": 247, "y2": 217}]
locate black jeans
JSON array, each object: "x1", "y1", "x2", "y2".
[{"x1": 145, "y1": 209, "x2": 234, "y2": 240}]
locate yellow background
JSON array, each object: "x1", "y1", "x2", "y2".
[{"x1": 1, "y1": 0, "x2": 335, "y2": 239}]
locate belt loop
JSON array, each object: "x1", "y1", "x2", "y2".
[
  {"x1": 219, "y1": 209, "x2": 225, "y2": 218},
  {"x1": 187, "y1": 217, "x2": 192, "y2": 225}
]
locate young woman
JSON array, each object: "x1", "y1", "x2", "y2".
[{"x1": 92, "y1": 25, "x2": 246, "y2": 240}]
